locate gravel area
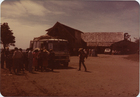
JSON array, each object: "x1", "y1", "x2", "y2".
[{"x1": 1, "y1": 54, "x2": 139, "y2": 97}]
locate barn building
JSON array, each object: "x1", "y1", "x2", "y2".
[{"x1": 45, "y1": 22, "x2": 86, "y2": 55}]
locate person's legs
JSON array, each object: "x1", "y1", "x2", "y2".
[
  {"x1": 13, "y1": 60, "x2": 16, "y2": 74},
  {"x1": 41, "y1": 64, "x2": 43, "y2": 72},
  {"x1": 6, "y1": 59, "x2": 8, "y2": 68},
  {"x1": 18, "y1": 58, "x2": 21, "y2": 73},
  {"x1": 8, "y1": 62, "x2": 12, "y2": 73},
  {"x1": 79, "y1": 60, "x2": 81, "y2": 70},
  {"x1": 28, "y1": 61, "x2": 32, "y2": 72},
  {"x1": 1, "y1": 59, "x2": 4, "y2": 68},
  {"x1": 25, "y1": 60, "x2": 28, "y2": 71},
  {"x1": 82, "y1": 61, "x2": 87, "y2": 71},
  {"x1": 21, "y1": 63, "x2": 24, "y2": 73},
  {"x1": 51, "y1": 61, "x2": 54, "y2": 71},
  {"x1": 38, "y1": 59, "x2": 42, "y2": 71},
  {"x1": 14, "y1": 59, "x2": 18, "y2": 74}
]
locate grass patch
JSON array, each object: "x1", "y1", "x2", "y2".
[{"x1": 125, "y1": 54, "x2": 139, "y2": 62}]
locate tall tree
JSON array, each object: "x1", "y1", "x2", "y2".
[
  {"x1": 1, "y1": 23, "x2": 15, "y2": 51},
  {"x1": 124, "y1": 33, "x2": 131, "y2": 41},
  {"x1": 134, "y1": 37, "x2": 139, "y2": 48}
]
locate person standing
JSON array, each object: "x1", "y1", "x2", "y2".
[
  {"x1": 19, "y1": 48, "x2": 24, "y2": 73},
  {"x1": 42, "y1": 49, "x2": 49, "y2": 71},
  {"x1": 13, "y1": 47, "x2": 22, "y2": 74},
  {"x1": 24, "y1": 48, "x2": 29, "y2": 71},
  {"x1": 78, "y1": 48, "x2": 87, "y2": 72},
  {"x1": 49, "y1": 49, "x2": 55, "y2": 71},
  {"x1": 28, "y1": 48, "x2": 33, "y2": 73},
  {"x1": 92, "y1": 49, "x2": 95, "y2": 57},
  {"x1": 38, "y1": 49, "x2": 43, "y2": 71},
  {"x1": 1, "y1": 49, "x2": 5, "y2": 69},
  {"x1": 89, "y1": 49, "x2": 92, "y2": 56},
  {"x1": 6, "y1": 50, "x2": 13, "y2": 74},
  {"x1": 33, "y1": 49, "x2": 39, "y2": 71},
  {"x1": 5, "y1": 47, "x2": 10, "y2": 68}
]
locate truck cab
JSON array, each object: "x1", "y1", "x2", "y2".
[{"x1": 30, "y1": 38, "x2": 70, "y2": 67}]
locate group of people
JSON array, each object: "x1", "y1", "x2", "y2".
[
  {"x1": 72, "y1": 48, "x2": 98, "y2": 57},
  {"x1": 1, "y1": 47, "x2": 55, "y2": 74},
  {"x1": 1, "y1": 47, "x2": 92, "y2": 74},
  {"x1": 83, "y1": 49, "x2": 98, "y2": 57}
]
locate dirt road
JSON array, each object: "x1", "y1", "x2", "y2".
[{"x1": 1, "y1": 54, "x2": 139, "y2": 97}]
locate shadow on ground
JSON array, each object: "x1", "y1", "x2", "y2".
[{"x1": 49, "y1": 64, "x2": 76, "y2": 69}]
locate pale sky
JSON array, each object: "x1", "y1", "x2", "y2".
[{"x1": 0, "y1": 0, "x2": 139, "y2": 49}]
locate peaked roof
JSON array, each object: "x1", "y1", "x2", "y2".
[
  {"x1": 46, "y1": 22, "x2": 83, "y2": 33},
  {"x1": 45, "y1": 22, "x2": 86, "y2": 48},
  {"x1": 45, "y1": 22, "x2": 83, "y2": 40},
  {"x1": 111, "y1": 39, "x2": 137, "y2": 46},
  {"x1": 111, "y1": 39, "x2": 138, "y2": 54}
]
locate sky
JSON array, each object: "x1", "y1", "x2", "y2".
[{"x1": 0, "y1": 0, "x2": 139, "y2": 49}]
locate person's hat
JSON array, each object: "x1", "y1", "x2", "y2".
[
  {"x1": 78, "y1": 48, "x2": 83, "y2": 51},
  {"x1": 35, "y1": 48, "x2": 40, "y2": 50},
  {"x1": 34, "y1": 48, "x2": 40, "y2": 52},
  {"x1": 36, "y1": 48, "x2": 40, "y2": 51},
  {"x1": 43, "y1": 49, "x2": 49, "y2": 53}
]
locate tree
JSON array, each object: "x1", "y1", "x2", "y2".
[
  {"x1": 124, "y1": 33, "x2": 131, "y2": 41},
  {"x1": 134, "y1": 37, "x2": 139, "y2": 44},
  {"x1": 134, "y1": 37, "x2": 139, "y2": 54},
  {"x1": 1, "y1": 23, "x2": 15, "y2": 51}
]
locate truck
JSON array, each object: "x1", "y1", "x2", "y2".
[{"x1": 30, "y1": 38, "x2": 70, "y2": 67}]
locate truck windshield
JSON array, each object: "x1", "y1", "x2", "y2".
[
  {"x1": 31, "y1": 40, "x2": 68, "y2": 52},
  {"x1": 53, "y1": 41, "x2": 68, "y2": 52}
]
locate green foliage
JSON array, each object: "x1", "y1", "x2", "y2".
[{"x1": 1, "y1": 23, "x2": 15, "y2": 48}]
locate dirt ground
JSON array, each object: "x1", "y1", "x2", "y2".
[{"x1": 0, "y1": 54, "x2": 139, "y2": 97}]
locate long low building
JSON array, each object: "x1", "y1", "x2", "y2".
[{"x1": 81, "y1": 32, "x2": 124, "y2": 53}]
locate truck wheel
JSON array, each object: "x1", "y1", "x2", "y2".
[{"x1": 64, "y1": 62, "x2": 68, "y2": 67}]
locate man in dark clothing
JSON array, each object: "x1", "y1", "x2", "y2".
[
  {"x1": 42, "y1": 49, "x2": 49, "y2": 71},
  {"x1": 6, "y1": 50, "x2": 13, "y2": 74},
  {"x1": 24, "y1": 48, "x2": 29, "y2": 71},
  {"x1": 28, "y1": 48, "x2": 33, "y2": 73},
  {"x1": 13, "y1": 47, "x2": 23, "y2": 74},
  {"x1": 78, "y1": 48, "x2": 87, "y2": 72},
  {"x1": 38, "y1": 49, "x2": 43, "y2": 71},
  {"x1": 49, "y1": 49, "x2": 55, "y2": 71},
  {"x1": 19, "y1": 48, "x2": 24, "y2": 73},
  {"x1": 5, "y1": 47, "x2": 10, "y2": 68}
]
